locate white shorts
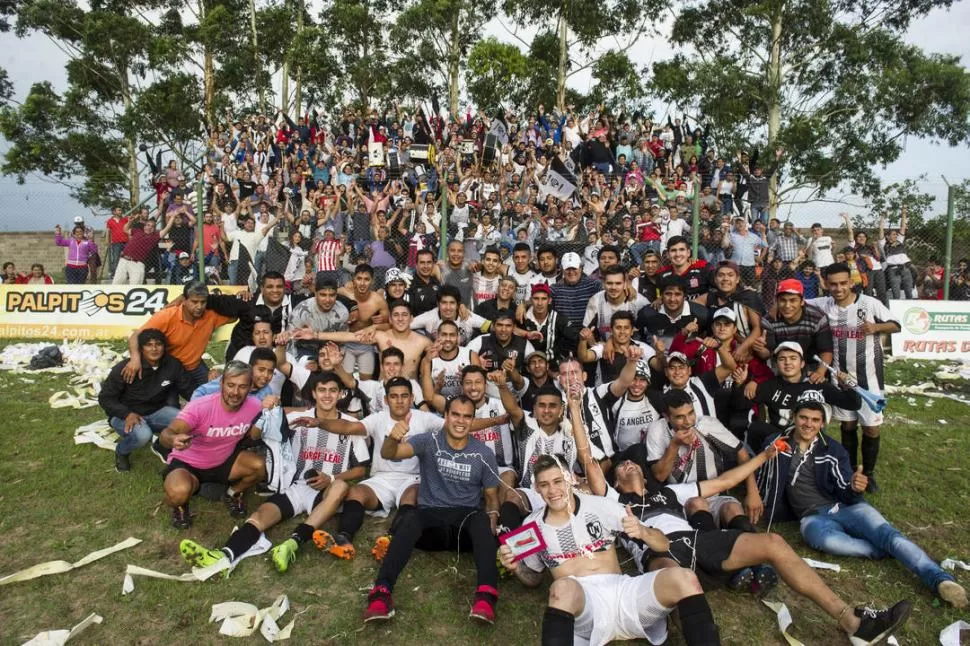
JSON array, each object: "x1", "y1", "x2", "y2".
[
  {"x1": 832, "y1": 402, "x2": 883, "y2": 427},
  {"x1": 359, "y1": 472, "x2": 420, "y2": 518},
  {"x1": 572, "y1": 572, "x2": 671, "y2": 646},
  {"x1": 281, "y1": 481, "x2": 324, "y2": 516},
  {"x1": 706, "y1": 495, "x2": 741, "y2": 527}
]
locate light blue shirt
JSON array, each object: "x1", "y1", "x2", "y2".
[
  {"x1": 192, "y1": 378, "x2": 274, "y2": 401},
  {"x1": 728, "y1": 231, "x2": 765, "y2": 266}
]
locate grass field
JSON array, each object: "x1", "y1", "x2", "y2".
[{"x1": 0, "y1": 342, "x2": 967, "y2": 645}]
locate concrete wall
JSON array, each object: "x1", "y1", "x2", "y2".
[{"x1": 0, "y1": 230, "x2": 105, "y2": 278}]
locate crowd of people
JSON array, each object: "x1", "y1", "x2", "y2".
[
  {"x1": 0, "y1": 104, "x2": 964, "y2": 307},
  {"x1": 5, "y1": 104, "x2": 968, "y2": 644}
]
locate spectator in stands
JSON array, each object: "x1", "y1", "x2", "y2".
[
  {"x1": 25, "y1": 263, "x2": 54, "y2": 284},
  {"x1": 721, "y1": 216, "x2": 766, "y2": 286},
  {"x1": 104, "y1": 205, "x2": 129, "y2": 277},
  {"x1": 2, "y1": 262, "x2": 25, "y2": 284},
  {"x1": 880, "y1": 208, "x2": 915, "y2": 299},
  {"x1": 54, "y1": 223, "x2": 98, "y2": 284},
  {"x1": 113, "y1": 212, "x2": 175, "y2": 285}
]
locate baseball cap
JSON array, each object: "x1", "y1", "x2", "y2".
[
  {"x1": 634, "y1": 358, "x2": 651, "y2": 379},
  {"x1": 177, "y1": 251, "x2": 190, "y2": 260},
  {"x1": 73, "y1": 216, "x2": 84, "y2": 223},
  {"x1": 531, "y1": 283, "x2": 551, "y2": 297},
  {"x1": 561, "y1": 252, "x2": 582, "y2": 270},
  {"x1": 385, "y1": 267, "x2": 410, "y2": 285},
  {"x1": 792, "y1": 389, "x2": 832, "y2": 424},
  {"x1": 667, "y1": 351, "x2": 690, "y2": 365},
  {"x1": 776, "y1": 278, "x2": 804, "y2": 296},
  {"x1": 773, "y1": 341, "x2": 804, "y2": 357},
  {"x1": 712, "y1": 307, "x2": 736, "y2": 322},
  {"x1": 527, "y1": 350, "x2": 548, "y2": 362}
]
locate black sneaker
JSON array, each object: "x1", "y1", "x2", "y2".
[
  {"x1": 223, "y1": 492, "x2": 247, "y2": 518},
  {"x1": 865, "y1": 474, "x2": 880, "y2": 494},
  {"x1": 115, "y1": 452, "x2": 131, "y2": 472},
  {"x1": 171, "y1": 505, "x2": 192, "y2": 530},
  {"x1": 849, "y1": 600, "x2": 912, "y2": 646},
  {"x1": 727, "y1": 567, "x2": 754, "y2": 591},
  {"x1": 150, "y1": 440, "x2": 169, "y2": 464},
  {"x1": 751, "y1": 564, "x2": 778, "y2": 595}
]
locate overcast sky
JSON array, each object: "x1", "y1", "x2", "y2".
[{"x1": 1, "y1": 2, "x2": 968, "y2": 232}]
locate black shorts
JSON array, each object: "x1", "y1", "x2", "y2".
[
  {"x1": 646, "y1": 529, "x2": 744, "y2": 575},
  {"x1": 163, "y1": 446, "x2": 244, "y2": 488}
]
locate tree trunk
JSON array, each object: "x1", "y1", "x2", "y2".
[
  {"x1": 281, "y1": 60, "x2": 289, "y2": 114},
  {"x1": 199, "y1": 0, "x2": 215, "y2": 131},
  {"x1": 447, "y1": 7, "x2": 460, "y2": 117},
  {"x1": 249, "y1": 0, "x2": 264, "y2": 112},
  {"x1": 119, "y1": 68, "x2": 140, "y2": 207},
  {"x1": 556, "y1": 12, "x2": 568, "y2": 112},
  {"x1": 294, "y1": 0, "x2": 303, "y2": 116},
  {"x1": 766, "y1": 4, "x2": 783, "y2": 217}
]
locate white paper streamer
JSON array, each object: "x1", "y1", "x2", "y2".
[
  {"x1": 21, "y1": 613, "x2": 103, "y2": 646},
  {"x1": 940, "y1": 620, "x2": 970, "y2": 646},
  {"x1": 122, "y1": 534, "x2": 271, "y2": 594},
  {"x1": 941, "y1": 558, "x2": 970, "y2": 571},
  {"x1": 210, "y1": 594, "x2": 294, "y2": 642},
  {"x1": 803, "y1": 557, "x2": 842, "y2": 572},
  {"x1": 0, "y1": 537, "x2": 141, "y2": 586},
  {"x1": 762, "y1": 600, "x2": 805, "y2": 646}
]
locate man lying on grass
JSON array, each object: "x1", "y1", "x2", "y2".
[{"x1": 178, "y1": 371, "x2": 369, "y2": 574}]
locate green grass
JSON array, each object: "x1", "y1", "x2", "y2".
[{"x1": 0, "y1": 345, "x2": 967, "y2": 645}]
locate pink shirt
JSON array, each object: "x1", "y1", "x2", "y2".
[{"x1": 169, "y1": 393, "x2": 262, "y2": 469}]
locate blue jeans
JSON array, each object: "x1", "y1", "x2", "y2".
[
  {"x1": 228, "y1": 259, "x2": 240, "y2": 285},
  {"x1": 800, "y1": 502, "x2": 953, "y2": 592},
  {"x1": 631, "y1": 241, "x2": 660, "y2": 265},
  {"x1": 110, "y1": 406, "x2": 180, "y2": 456},
  {"x1": 109, "y1": 242, "x2": 125, "y2": 275},
  {"x1": 186, "y1": 362, "x2": 209, "y2": 389},
  {"x1": 65, "y1": 265, "x2": 88, "y2": 284},
  {"x1": 751, "y1": 205, "x2": 769, "y2": 226}
]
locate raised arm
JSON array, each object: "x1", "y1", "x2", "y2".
[{"x1": 698, "y1": 445, "x2": 776, "y2": 498}]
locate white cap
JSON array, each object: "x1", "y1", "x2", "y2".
[
  {"x1": 773, "y1": 341, "x2": 804, "y2": 357},
  {"x1": 713, "y1": 307, "x2": 736, "y2": 322},
  {"x1": 178, "y1": 251, "x2": 190, "y2": 259},
  {"x1": 561, "y1": 252, "x2": 582, "y2": 270},
  {"x1": 73, "y1": 216, "x2": 84, "y2": 223}
]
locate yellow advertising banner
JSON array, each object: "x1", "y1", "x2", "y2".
[{"x1": 0, "y1": 284, "x2": 242, "y2": 341}]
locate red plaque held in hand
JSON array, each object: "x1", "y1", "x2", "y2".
[{"x1": 499, "y1": 521, "x2": 547, "y2": 562}]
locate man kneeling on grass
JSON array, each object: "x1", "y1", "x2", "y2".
[
  {"x1": 760, "y1": 391, "x2": 968, "y2": 610},
  {"x1": 159, "y1": 361, "x2": 268, "y2": 529},
  {"x1": 363, "y1": 395, "x2": 502, "y2": 624},
  {"x1": 178, "y1": 371, "x2": 370, "y2": 573}
]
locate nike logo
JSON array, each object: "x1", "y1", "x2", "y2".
[{"x1": 161, "y1": 380, "x2": 171, "y2": 387}]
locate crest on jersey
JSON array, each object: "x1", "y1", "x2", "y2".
[{"x1": 586, "y1": 519, "x2": 604, "y2": 539}]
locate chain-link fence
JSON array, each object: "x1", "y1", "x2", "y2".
[{"x1": 3, "y1": 150, "x2": 965, "y2": 303}]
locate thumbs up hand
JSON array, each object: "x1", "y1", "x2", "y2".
[
  {"x1": 622, "y1": 504, "x2": 642, "y2": 539},
  {"x1": 851, "y1": 465, "x2": 868, "y2": 493}
]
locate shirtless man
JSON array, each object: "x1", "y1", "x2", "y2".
[
  {"x1": 499, "y1": 397, "x2": 721, "y2": 645},
  {"x1": 339, "y1": 263, "x2": 390, "y2": 380},
  {"x1": 373, "y1": 301, "x2": 432, "y2": 379}
]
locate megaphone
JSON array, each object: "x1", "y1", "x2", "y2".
[{"x1": 813, "y1": 355, "x2": 887, "y2": 413}]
